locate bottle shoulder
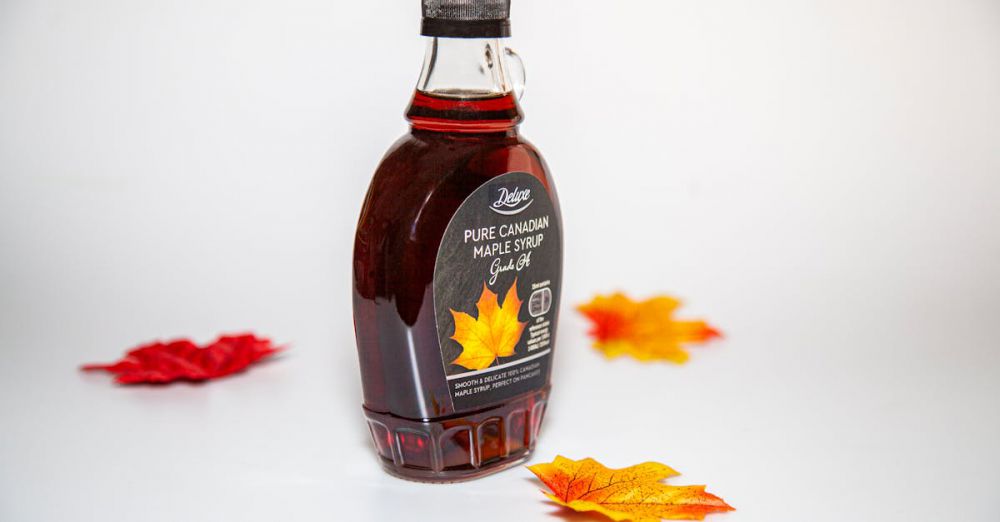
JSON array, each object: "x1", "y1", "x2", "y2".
[{"x1": 362, "y1": 131, "x2": 554, "y2": 220}]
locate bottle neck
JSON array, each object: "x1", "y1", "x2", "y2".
[{"x1": 406, "y1": 37, "x2": 524, "y2": 134}]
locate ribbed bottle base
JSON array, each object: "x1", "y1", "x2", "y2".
[{"x1": 363, "y1": 388, "x2": 548, "y2": 482}]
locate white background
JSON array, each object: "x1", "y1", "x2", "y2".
[{"x1": 2, "y1": 0, "x2": 999, "y2": 520}]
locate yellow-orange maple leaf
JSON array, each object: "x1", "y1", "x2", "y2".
[
  {"x1": 449, "y1": 279, "x2": 526, "y2": 371},
  {"x1": 577, "y1": 293, "x2": 721, "y2": 363},
  {"x1": 528, "y1": 456, "x2": 733, "y2": 521}
]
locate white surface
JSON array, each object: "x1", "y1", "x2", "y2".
[{"x1": 2, "y1": 1, "x2": 999, "y2": 520}]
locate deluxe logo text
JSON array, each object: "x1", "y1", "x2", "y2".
[{"x1": 490, "y1": 186, "x2": 534, "y2": 215}]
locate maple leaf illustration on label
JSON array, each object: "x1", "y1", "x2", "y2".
[
  {"x1": 528, "y1": 456, "x2": 734, "y2": 521},
  {"x1": 449, "y1": 279, "x2": 527, "y2": 371}
]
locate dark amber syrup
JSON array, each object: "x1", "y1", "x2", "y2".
[{"x1": 353, "y1": 91, "x2": 559, "y2": 482}]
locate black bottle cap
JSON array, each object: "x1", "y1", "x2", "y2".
[{"x1": 421, "y1": 0, "x2": 511, "y2": 38}]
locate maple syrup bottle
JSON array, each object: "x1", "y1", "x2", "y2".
[{"x1": 353, "y1": 0, "x2": 562, "y2": 482}]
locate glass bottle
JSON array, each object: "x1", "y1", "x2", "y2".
[{"x1": 352, "y1": 0, "x2": 562, "y2": 482}]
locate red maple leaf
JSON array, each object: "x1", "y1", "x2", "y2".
[{"x1": 81, "y1": 333, "x2": 282, "y2": 384}]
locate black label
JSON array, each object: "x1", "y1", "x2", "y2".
[{"x1": 433, "y1": 172, "x2": 562, "y2": 411}]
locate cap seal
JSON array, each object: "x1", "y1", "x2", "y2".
[{"x1": 421, "y1": 0, "x2": 511, "y2": 38}]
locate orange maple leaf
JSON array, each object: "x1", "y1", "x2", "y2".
[
  {"x1": 449, "y1": 279, "x2": 527, "y2": 371},
  {"x1": 528, "y1": 456, "x2": 734, "y2": 521},
  {"x1": 577, "y1": 293, "x2": 721, "y2": 363}
]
